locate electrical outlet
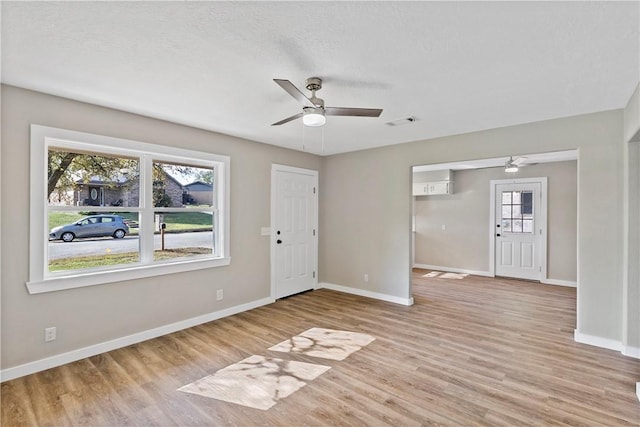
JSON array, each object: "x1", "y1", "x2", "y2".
[
  {"x1": 45, "y1": 327, "x2": 56, "y2": 342},
  {"x1": 364, "y1": 274, "x2": 369, "y2": 282},
  {"x1": 216, "y1": 289, "x2": 224, "y2": 301}
]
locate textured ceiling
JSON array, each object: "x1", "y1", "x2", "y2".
[{"x1": 2, "y1": 1, "x2": 639, "y2": 155}]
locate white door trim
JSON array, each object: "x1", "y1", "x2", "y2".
[
  {"x1": 489, "y1": 177, "x2": 548, "y2": 280},
  {"x1": 270, "y1": 164, "x2": 319, "y2": 299}
]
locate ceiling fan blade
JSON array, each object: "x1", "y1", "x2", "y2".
[
  {"x1": 325, "y1": 107, "x2": 383, "y2": 117},
  {"x1": 512, "y1": 156, "x2": 528, "y2": 166},
  {"x1": 271, "y1": 112, "x2": 303, "y2": 126},
  {"x1": 274, "y1": 79, "x2": 315, "y2": 107}
]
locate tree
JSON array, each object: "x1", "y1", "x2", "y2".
[
  {"x1": 48, "y1": 148, "x2": 212, "y2": 203},
  {"x1": 159, "y1": 164, "x2": 214, "y2": 185},
  {"x1": 153, "y1": 189, "x2": 173, "y2": 207},
  {"x1": 193, "y1": 170, "x2": 214, "y2": 185},
  {"x1": 47, "y1": 149, "x2": 138, "y2": 200}
]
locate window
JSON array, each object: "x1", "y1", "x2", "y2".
[
  {"x1": 29, "y1": 125, "x2": 230, "y2": 294},
  {"x1": 501, "y1": 190, "x2": 534, "y2": 233}
]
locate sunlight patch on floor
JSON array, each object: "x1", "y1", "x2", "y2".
[
  {"x1": 178, "y1": 355, "x2": 330, "y2": 410},
  {"x1": 423, "y1": 271, "x2": 468, "y2": 279},
  {"x1": 178, "y1": 328, "x2": 375, "y2": 410},
  {"x1": 268, "y1": 327, "x2": 375, "y2": 361}
]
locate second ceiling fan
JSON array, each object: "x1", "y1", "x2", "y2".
[{"x1": 271, "y1": 77, "x2": 383, "y2": 127}]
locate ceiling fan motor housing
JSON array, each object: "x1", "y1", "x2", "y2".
[{"x1": 305, "y1": 77, "x2": 322, "y2": 92}]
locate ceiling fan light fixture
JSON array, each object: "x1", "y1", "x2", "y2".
[
  {"x1": 505, "y1": 157, "x2": 519, "y2": 173},
  {"x1": 302, "y1": 107, "x2": 326, "y2": 127}
]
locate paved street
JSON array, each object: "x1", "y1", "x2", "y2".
[{"x1": 48, "y1": 231, "x2": 214, "y2": 260}]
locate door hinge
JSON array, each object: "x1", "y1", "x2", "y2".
[
  {"x1": 539, "y1": 266, "x2": 542, "y2": 272},
  {"x1": 313, "y1": 229, "x2": 316, "y2": 236},
  {"x1": 313, "y1": 271, "x2": 316, "y2": 278},
  {"x1": 313, "y1": 187, "x2": 316, "y2": 194}
]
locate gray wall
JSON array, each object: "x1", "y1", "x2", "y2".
[
  {"x1": 623, "y1": 84, "x2": 640, "y2": 351},
  {"x1": 320, "y1": 110, "x2": 623, "y2": 343},
  {"x1": 0, "y1": 85, "x2": 322, "y2": 369},
  {"x1": 625, "y1": 140, "x2": 639, "y2": 350},
  {"x1": 1, "y1": 83, "x2": 635, "y2": 371},
  {"x1": 413, "y1": 161, "x2": 577, "y2": 282},
  {"x1": 624, "y1": 84, "x2": 639, "y2": 143}
]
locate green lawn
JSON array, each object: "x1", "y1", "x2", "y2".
[
  {"x1": 48, "y1": 247, "x2": 212, "y2": 271},
  {"x1": 48, "y1": 211, "x2": 213, "y2": 233},
  {"x1": 48, "y1": 212, "x2": 86, "y2": 230},
  {"x1": 154, "y1": 212, "x2": 213, "y2": 231}
]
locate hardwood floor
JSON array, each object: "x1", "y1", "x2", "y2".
[{"x1": 2, "y1": 270, "x2": 639, "y2": 426}]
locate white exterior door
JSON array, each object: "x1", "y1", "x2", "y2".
[
  {"x1": 493, "y1": 181, "x2": 544, "y2": 280},
  {"x1": 272, "y1": 165, "x2": 318, "y2": 299}
]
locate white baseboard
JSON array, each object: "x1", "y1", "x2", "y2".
[
  {"x1": 0, "y1": 296, "x2": 275, "y2": 383},
  {"x1": 574, "y1": 329, "x2": 623, "y2": 352},
  {"x1": 623, "y1": 345, "x2": 640, "y2": 359},
  {"x1": 540, "y1": 278, "x2": 577, "y2": 288},
  {"x1": 575, "y1": 333, "x2": 640, "y2": 361},
  {"x1": 318, "y1": 282, "x2": 414, "y2": 306},
  {"x1": 636, "y1": 382, "x2": 640, "y2": 402},
  {"x1": 412, "y1": 264, "x2": 492, "y2": 277},
  {"x1": 413, "y1": 264, "x2": 578, "y2": 288}
]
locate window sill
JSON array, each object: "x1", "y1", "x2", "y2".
[{"x1": 26, "y1": 257, "x2": 231, "y2": 294}]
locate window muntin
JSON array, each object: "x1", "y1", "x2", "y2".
[
  {"x1": 30, "y1": 125, "x2": 230, "y2": 293},
  {"x1": 501, "y1": 190, "x2": 534, "y2": 233}
]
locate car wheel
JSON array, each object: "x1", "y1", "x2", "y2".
[
  {"x1": 61, "y1": 232, "x2": 75, "y2": 242},
  {"x1": 113, "y1": 229, "x2": 126, "y2": 239}
]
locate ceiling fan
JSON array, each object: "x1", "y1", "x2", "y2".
[
  {"x1": 505, "y1": 156, "x2": 535, "y2": 172},
  {"x1": 271, "y1": 77, "x2": 383, "y2": 127}
]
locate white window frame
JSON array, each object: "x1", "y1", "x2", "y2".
[{"x1": 28, "y1": 125, "x2": 231, "y2": 294}]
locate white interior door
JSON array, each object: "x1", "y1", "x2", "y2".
[
  {"x1": 272, "y1": 165, "x2": 318, "y2": 299},
  {"x1": 494, "y1": 181, "x2": 544, "y2": 280}
]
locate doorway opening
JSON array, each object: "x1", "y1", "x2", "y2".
[{"x1": 411, "y1": 149, "x2": 577, "y2": 296}]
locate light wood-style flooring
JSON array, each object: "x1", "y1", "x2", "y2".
[{"x1": 2, "y1": 270, "x2": 639, "y2": 425}]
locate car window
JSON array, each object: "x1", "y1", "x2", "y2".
[{"x1": 101, "y1": 217, "x2": 114, "y2": 223}]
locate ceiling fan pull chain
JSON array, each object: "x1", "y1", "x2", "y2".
[{"x1": 302, "y1": 122, "x2": 306, "y2": 152}]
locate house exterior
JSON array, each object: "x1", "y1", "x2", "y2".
[
  {"x1": 183, "y1": 181, "x2": 213, "y2": 205},
  {"x1": 152, "y1": 170, "x2": 184, "y2": 207},
  {"x1": 74, "y1": 176, "x2": 137, "y2": 207},
  {"x1": 74, "y1": 170, "x2": 183, "y2": 207}
]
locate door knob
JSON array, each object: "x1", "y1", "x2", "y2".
[
  {"x1": 277, "y1": 239, "x2": 282, "y2": 244},
  {"x1": 496, "y1": 234, "x2": 501, "y2": 237}
]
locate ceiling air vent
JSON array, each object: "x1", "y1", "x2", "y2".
[{"x1": 385, "y1": 116, "x2": 416, "y2": 126}]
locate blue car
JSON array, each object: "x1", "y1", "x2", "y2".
[{"x1": 49, "y1": 215, "x2": 130, "y2": 242}]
